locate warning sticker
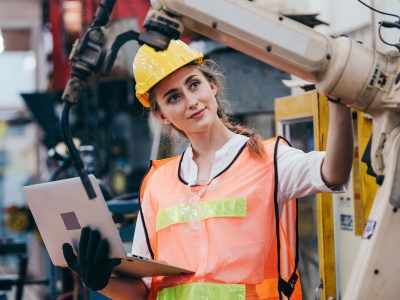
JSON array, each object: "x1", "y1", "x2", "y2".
[
  {"x1": 362, "y1": 220, "x2": 377, "y2": 240},
  {"x1": 340, "y1": 214, "x2": 353, "y2": 231}
]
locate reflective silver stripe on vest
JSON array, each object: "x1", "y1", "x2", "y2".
[
  {"x1": 156, "y1": 282, "x2": 246, "y2": 300},
  {"x1": 156, "y1": 197, "x2": 247, "y2": 231}
]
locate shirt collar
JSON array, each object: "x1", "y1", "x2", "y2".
[{"x1": 181, "y1": 134, "x2": 249, "y2": 186}]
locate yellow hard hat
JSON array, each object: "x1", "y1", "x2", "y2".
[{"x1": 133, "y1": 39, "x2": 203, "y2": 108}]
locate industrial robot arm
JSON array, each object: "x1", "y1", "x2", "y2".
[
  {"x1": 147, "y1": 0, "x2": 400, "y2": 178},
  {"x1": 143, "y1": 1, "x2": 400, "y2": 299}
]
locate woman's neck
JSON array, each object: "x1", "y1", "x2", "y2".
[{"x1": 188, "y1": 120, "x2": 235, "y2": 159}]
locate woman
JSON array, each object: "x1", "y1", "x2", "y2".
[{"x1": 63, "y1": 39, "x2": 353, "y2": 300}]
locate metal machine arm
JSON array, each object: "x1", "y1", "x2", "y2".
[{"x1": 150, "y1": 0, "x2": 400, "y2": 175}]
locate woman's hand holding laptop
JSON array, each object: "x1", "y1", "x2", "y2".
[{"x1": 62, "y1": 226, "x2": 121, "y2": 290}]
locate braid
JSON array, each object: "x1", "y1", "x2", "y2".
[
  {"x1": 224, "y1": 122, "x2": 266, "y2": 159},
  {"x1": 217, "y1": 105, "x2": 265, "y2": 159}
]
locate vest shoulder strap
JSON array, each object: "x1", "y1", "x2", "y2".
[
  {"x1": 273, "y1": 136, "x2": 300, "y2": 299},
  {"x1": 139, "y1": 156, "x2": 180, "y2": 203}
]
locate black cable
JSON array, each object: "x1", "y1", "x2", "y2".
[
  {"x1": 61, "y1": 102, "x2": 97, "y2": 199},
  {"x1": 61, "y1": 103, "x2": 83, "y2": 170},
  {"x1": 358, "y1": 1, "x2": 400, "y2": 51},
  {"x1": 357, "y1": 0, "x2": 400, "y2": 19},
  {"x1": 378, "y1": 23, "x2": 400, "y2": 49}
]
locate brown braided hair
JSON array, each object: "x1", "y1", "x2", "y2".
[{"x1": 149, "y1": 59, "x2": 266, "y2": 159}]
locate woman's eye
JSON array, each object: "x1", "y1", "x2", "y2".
[
  {"x1": 190, "y1": 81, "x2": 200, "y2": 90},
  {"x1": 167, "y1": 93, "x2": 181, "y2": 103}
]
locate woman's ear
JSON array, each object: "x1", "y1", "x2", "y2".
[
  {"x1": 154, "y1": 110, "x2": 172, "y2": 125},
  {"x1": 210, "y1": 81, "x2": 218, "y2": 96}
]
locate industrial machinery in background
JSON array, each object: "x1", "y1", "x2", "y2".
[
  {"x1": 23, "y1": 81, "x2": 149, "y2": 196},
  {"x1": 32, "y1": 0, "x2": 400, "y2": 299}
]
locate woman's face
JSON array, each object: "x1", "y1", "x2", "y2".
[{"x1": 152, "y1": 65, "x2": 219, "y2": 135}]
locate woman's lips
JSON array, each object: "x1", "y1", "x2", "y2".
[{"x1": 189, "y1": 108, "x2": 206, "y2": 119}]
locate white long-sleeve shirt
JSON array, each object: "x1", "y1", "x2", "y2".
[{"x1": 131, "y1": 134, "x2": 346, "y2": 285}]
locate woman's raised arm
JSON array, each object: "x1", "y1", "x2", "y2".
[{"x1": 321, "y1": 102, "x2": 354, "y2": 187}]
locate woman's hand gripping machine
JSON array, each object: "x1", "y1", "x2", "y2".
[{"x1": 144, "y1": 1, "x2": 400, "y2": 299}]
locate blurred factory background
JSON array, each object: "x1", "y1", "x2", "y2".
[{"x1": 0, "y1": 0, "x2": 398, "y2": 299}]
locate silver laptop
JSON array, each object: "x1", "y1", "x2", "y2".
[{"x1": 23, "y1": 175, "x2": 193, "y2": 278}]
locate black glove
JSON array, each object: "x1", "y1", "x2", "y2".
[{"x1": 62, "y1": 226, "x2": 121, "y2": 291}]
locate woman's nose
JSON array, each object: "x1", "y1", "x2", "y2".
[{"x1": 186, "y1": 93, "x2": 199, "y2": 108}]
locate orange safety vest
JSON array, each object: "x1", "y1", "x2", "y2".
[{"x1": 138, "y1": 137, "x2": 302, "y2": 300}]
